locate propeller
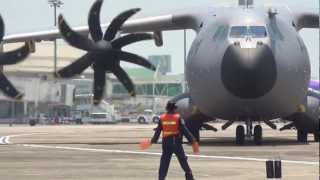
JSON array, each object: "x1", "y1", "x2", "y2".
[
  {"x1": 55, "y1": 0, "x2": 156, "y2": 105},
  {"x1": 0, "y1": 15, "x2": 31, "y2": 100}
]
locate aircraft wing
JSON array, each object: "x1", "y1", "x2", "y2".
[{"x1": 3, "y1": 11, "x2": 199, "y2": 44}]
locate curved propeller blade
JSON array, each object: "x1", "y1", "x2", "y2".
[
  {"x1": 111, "y1": 33, "x2": 154, "y2": 49},
  {"x1": 0, "y1": 15, "x2": 4, "y2": 42},
  {"x1": 118, "y1": 51, "x2": 156, "y2": 71},
  {"x1": 88, "y1": 0, "x2": 103, "y2": 42},
  {"x1": 0, "y1": 72, "x2": 23, "y2": 100},
  {"x1": 0, "y1": 42, "x2": 30, "y2": 65},
  {"x1": 55, "y1": 53, "x2": 93, "y2": 78},
  {"x1": 93, "y1": 67, "x2": 106, "y2": 105},
  {"x1": 58, "y1": 15, "x2": 98, "y2": 51},
  {"x1": 104, "y1": 8, "x2": 141, "y2": 41},
  {"x1": 113, "y1": 66, "x2": 136, "y2": 97}
]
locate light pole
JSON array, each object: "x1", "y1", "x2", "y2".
[
  {"x1": 48, "y1": 0, "x2": 63, "y2": 73},
  {"x1": 183, "y1": 29, "x2": 187, "y2": 93}
]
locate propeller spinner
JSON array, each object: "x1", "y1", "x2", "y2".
[
  {"x1": 55, "y1": 0, "x2": 156, "y2": 105},
  {"x1": 0, "y1": 15, "x2": 31, "y2": 100}
]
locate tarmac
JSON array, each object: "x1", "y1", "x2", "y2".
[{"x1": 0, "y1": 123, "x2": 318, "y2": 180}]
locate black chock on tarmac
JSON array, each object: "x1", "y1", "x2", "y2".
[{"x1": 266, "y1": 159, "x2": 282, "y2": 179}]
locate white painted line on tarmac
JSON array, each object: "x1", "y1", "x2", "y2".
[
  {"x1": 3, "y1": 136, "x2": 10, "y2": 144},
  {"x1": 0, "y1": 136, "x2": 10, "y2": 144},
  {"x1": 0, "y1": 133, "x2": 47, "y2": 145},
  {"x1": 22, "y1": 144, "x2": 319, "y2": 166},
  {"x1": 0, "y1": 136, "x2": 5, "y2": 144}
]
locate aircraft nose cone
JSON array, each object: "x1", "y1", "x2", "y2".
[{"x1": 221, "y1": 44, "x2": 277, "y2": 99}]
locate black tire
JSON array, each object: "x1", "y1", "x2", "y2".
[
  {"x1": 152, "y1": 117, "x2": 160, "y2": 124},
  {"x1": 138, "y1": 117, "x2": 146, "y2": 124},
  {"x1": 29, "y1": 119, "x2": 36, "y2": 126},
  {"x1": 253, "y1": 125, "x2": 263, "y2": 145},
  {"x1": 236, "y1": 125, "x2": 245, "y2": 145},
  {"x1": 297, "y1": 129, "x2": 308, "y2": 143}
]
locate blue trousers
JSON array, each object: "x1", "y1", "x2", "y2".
[{"x1": 158, "y1": 137, "x2": 193, "y2": 180}]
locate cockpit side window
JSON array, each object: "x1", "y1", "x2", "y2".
[
  {"x1": 213, "y1": 25, "x2": 229, "y2": 40},
  {"x1": 230, "y1": 26, "x2": 267, "y2": 38}
]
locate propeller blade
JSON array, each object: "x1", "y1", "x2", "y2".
[
  {"x1": 111, "y1": 33, "x2": 154, "y2": 49},
  {"x1": 0, "y1": 72, "x2": 23, "y2": 100},
  {"x1": 55, "y1": 53, "x2": 93, "y2": 78},
  {"x1": 0, "y1": 15, "x2": 4, "y2": 41},
  {"x1": 93, "y1": 67, "x2": 106, "y2": 105},
  {"x1": 117, "y1": 51, "x2": 156, "y2": 71},
  {"x1": 113, "y1": 66, "x2": 136, "y2": 97},
  {"x1": 88, "y1": 0, "x2": 103, "y2": 42},
  {"x1": 0, "y1": 42, "x2": 30, "y2": 65},
  {"x1": 58, "y1": 15, "x2": 98, "y2": 51},
  {"x1": 104, "y1": 8, "x2": 141, "y2": 41}
]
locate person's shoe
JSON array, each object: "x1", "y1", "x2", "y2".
[{"x1": 185, "y1": 172, "x2": 195, "y2": 180}]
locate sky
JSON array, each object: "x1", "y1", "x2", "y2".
[{"x1": 0, "y1": 0, "x2": 318, "y2": 78}]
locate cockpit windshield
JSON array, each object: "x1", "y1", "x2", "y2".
[
  {"x1": 249, "y1": 26, "x2": 267, "y2": 38},
  {"x1": 230, "y1": 26, "x2": 248, "y2": 38},
  {"x1": 230, "y1": 26, "x2": 267, "y2": 38}
]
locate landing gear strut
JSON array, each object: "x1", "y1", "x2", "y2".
[
  {"x1": 235, "y1": 119, "x2": 263, "y2": 145},
  {"x1": 245, "y1": 119, "x2": 253, "y2": 138}
]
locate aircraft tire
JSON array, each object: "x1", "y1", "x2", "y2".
[
  {"x1": 297, "y1": 129, "x2": 308, "y2": 143},
  {"x1": 236, "y1": 125, "x2": 245, "y2": 145},
  {"x1": 253, "y1": 125, "x2": 262, "y2": 145}
]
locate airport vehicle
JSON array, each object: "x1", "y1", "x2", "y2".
[
  {"x1": 2, "y1": 0, "x2": 319, "y2": 144},
  {"x1": 83, "y1": 112, "x2": 116, "y2": 124},
  {"x1": 28, "y1": 113, "x2": 50, "y2": 126},
  {"x1": 137, "y1": 109, "x2": 160, "y2": 124},
  {"x1": 70, "y1": 111, "x2": 83, "y2": 124}
]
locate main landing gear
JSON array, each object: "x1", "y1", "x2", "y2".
[{"x1": 235, "y1": 120, "x2": 263, "y2": 145}]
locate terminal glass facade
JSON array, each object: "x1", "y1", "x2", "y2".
[{"x1": 113, "y1": 83, "x2": 183, "y2": 97}]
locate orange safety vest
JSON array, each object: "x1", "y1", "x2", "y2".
[{"x1": 161, "y1": 113, "x2": 181, "y2": 138}]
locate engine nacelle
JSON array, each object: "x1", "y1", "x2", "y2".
[
  {"x1": 175, "y1": 97, "x2": 196, "y2": 120},
  {"x1": 173, "y1": 94, "x2": 212, "y2": 121},
  {"x1": 171, "y1": 93, "x2": 216, "y2": 141}
]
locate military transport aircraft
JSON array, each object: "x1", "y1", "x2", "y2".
[{"x1": 1, "y1": 0, "x2": 319, "y2": 145}]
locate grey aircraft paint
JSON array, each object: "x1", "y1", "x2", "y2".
[{"x1": 185, "y1": 6, "x2": 312, "y2": 121}]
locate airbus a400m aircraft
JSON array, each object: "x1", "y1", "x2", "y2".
[{"x1": 1, "y1": 0, "x2": 319, "y2": 145}]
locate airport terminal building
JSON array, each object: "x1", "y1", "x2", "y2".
[{"x1": 0, "y1": 42, "x2": 185, "y2": 122}]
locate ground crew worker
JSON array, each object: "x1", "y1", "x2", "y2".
[{"x1": 140, "y1": 101, "x2": 199, "y2": 180}]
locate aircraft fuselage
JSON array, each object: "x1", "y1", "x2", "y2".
[{"x1": 186, "y1": 7, "x2": 311, "y2": 121}]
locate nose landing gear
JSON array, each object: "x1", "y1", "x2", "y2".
[{"x1": 235, "y1": 119, "x2": 263, "y2": 145}]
